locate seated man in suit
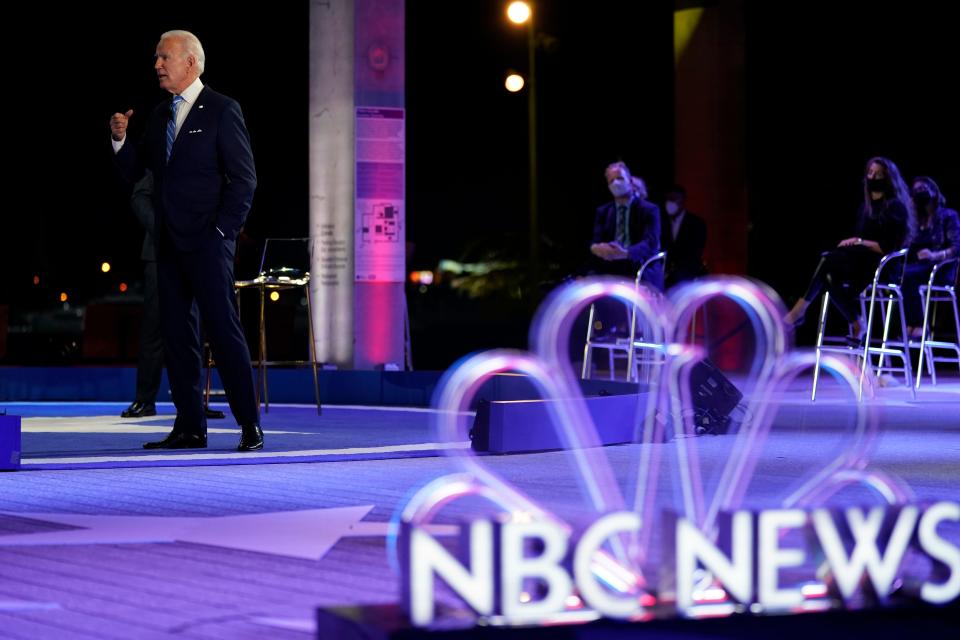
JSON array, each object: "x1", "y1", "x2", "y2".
[
  {"x1": 120, "y1": 171, "x2": 162, "y2": 419},
  {"x1": 585, "y1": 162, "x2": 663, "y2": 342},
  {"x1": 660, "y1": 184, "x2": 707, "y2": 288},
  {"x1": 589, "y1": 161, "x2": 664, "y2": 290}
]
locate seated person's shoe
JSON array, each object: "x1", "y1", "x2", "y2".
[
  {"x1": 238, "y1": 424, "x2": 263, "y2": 452},
  {"x1": 844, "y1": 335, "x2": 864, "y2": 347},
  {"x1": 844, "y1": 318, "x2": 868, "y2": 347},
  {"x1": 784, "y1": 300, "x2": 810, "y2": 330},
  {"x1": 785, "y1": 315, "x2": 804, "y2": 330},
  {"x1": 143, "y1": 431, "x2": 207, "y2": 449},
  {"x1": 121, "y1": 401, "x2": 157, "y2": 418},
  {"x1": 204, "y1": 407, "x2": 226, "y2": 419}
]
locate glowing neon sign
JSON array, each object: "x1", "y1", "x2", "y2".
[
  {"x1": 401, "y1": 503, "x2": 960, "y2": 625},
  {"x1": 392, "y1": 277, "x2": 957, "y2": 626}
]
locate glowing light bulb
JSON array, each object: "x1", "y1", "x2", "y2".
[
  {"x1": 507, "y1": 1, "x2": 531, "y2": 24},
  {"x1": 505, "y1": 73, "x2": 525, "y2": 92}
]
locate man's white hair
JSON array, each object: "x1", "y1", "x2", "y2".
[{"x1": 161, "y1": 30, "x2": 206, "y2": 75}]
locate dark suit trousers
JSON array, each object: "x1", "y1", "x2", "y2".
[
  {"x1": 901, "y1": 261, "x2": 936, "y2": 327},
  {"x1": 802, "y1": 247, "x2": 880, "y2": 323},
  {"x1": 158, "y1": 231, "x2": 258, "y2": 434},
  {"x1": 135, "y1": 260, "x2": 163, "y2": 403}
]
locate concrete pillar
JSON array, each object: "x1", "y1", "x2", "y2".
[{"x1": 309, "y1": 0, "x2": 356, "y2": 367}]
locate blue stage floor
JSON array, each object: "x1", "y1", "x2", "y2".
[
  {"x1": 10, "y1": 403, "x2": 466, "y2": 470},
  {"x1": 0, "y1": 377, "x2": 959, "y2": 638}
]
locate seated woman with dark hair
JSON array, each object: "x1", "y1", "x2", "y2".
[
  {"x1": 901, "y1": 176, "x2": 960, "y2": 338},
  {"x1": 784, "y1": 156, "x2": 910, "y2": 339}
]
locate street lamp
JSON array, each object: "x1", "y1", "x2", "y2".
[
  {"x1": 504, "y1": 72, "x2": 525, "y2": 92},
  {"x1": 506, "y1": 1, "x2": 531, "y2": 24},
  {"x1": 506, "y1": 1, "x2": 539, "y2": 275}
]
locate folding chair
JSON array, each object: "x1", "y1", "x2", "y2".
[
  {"x1": 915, "y1": 257, "x2": 960, "y2": 389},
  {"x1": 812, "y1": 248, "x2": 914, "y2": 400},
  {"x1": 581, "y1": 251, "x2": 667, "y2": 382}
]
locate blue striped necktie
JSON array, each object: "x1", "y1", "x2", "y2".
[
  {"x1": 165, "y1": 95, "x2": 185, "y2": 163},
  {"x1": 615, "y1": 204, "x2": 629, "y2": 246}
]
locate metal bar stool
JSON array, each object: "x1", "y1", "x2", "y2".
[
  {"x1": 202, "y1": 340, "x2": 227, "y2": 418},
  {"x1": 812, "y1": 249, "x2": 914, "y2": 401},
  {"x1": 234, "y1": 238, "x2": 321, "y2": 415},
  {"x1": 581, "y1": 251, "x2": 667, "y2": 383},
  {"x1": 915, "y1": 257, "x2": 960, "y2": 389}
]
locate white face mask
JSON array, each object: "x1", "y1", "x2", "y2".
[
  {"x1": 665, "y1": 201, "x2": 680, "y2": 216},
  {"x1": 608, "y1": 178, "x2": 632, "y2": 198}
]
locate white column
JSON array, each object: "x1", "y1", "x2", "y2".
[{"x1": 309, "y1": 0, "x2": 355, "y2": 367}]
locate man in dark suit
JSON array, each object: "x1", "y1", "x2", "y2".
[
  {"x1": 590, "y1": 161, "x2": 664, "y2": 290},
  {"x1": 122, "y1": 171, "x2": 227, "y2": 421},
  {"x1": 660, "y1": 185, "x2": 707, "y2": 288},
  {"x1": 120, "y1": 171, "x2": 162, "y2": 419},
  {"x1": 110, "y1": 30, "x2": 261, "y2": 451}
]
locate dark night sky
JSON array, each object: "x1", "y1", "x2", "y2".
[
  {"x1": 8, "y1": 1, "x2": 672, "y2": 309},
  {"x1": 5, "y1": 1, "x2": 960, "y2": 364}
]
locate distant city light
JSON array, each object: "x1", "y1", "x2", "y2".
[
  {"x1": 505, "y1": 73, "x2": 525, "y2": 92},
  {"x1": 60, "y1": 292, "x2": 68, "y2": 302},
  {"x1": 101, "y1": 262, "x2": 111, "y2": 273},
  {"x1": 507, "y1": 1, "x2": 531, "y2": 24},
  {"x1": 270, "y1": 291, "x2": 280, "y2": 302},
  {"x1": 410, "y1": 270, "x2": 435, "y2": 285},
  {"x1": 119, "y1": 282, "x2": 128, "y2": 292},
  {"x1": 33, "y1": 275, "x2": 40, "y2": 285}
]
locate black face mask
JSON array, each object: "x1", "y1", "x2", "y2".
[
  {"x1": 912, "y1": 191, "x2": 933, "y2": 208},
  {"x1": 866, "y1": 178, "x2": 887, "y2": 193}
]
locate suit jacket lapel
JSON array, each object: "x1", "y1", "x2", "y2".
[
  {"x1": 627, "y1": 199, "x2": 641, "y2": 243},
  {"x1": 604, "y1": 202, "x2": 617, "y2": 237}
]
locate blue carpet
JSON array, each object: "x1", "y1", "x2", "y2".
[{"x1": 11, "y1": 403, "x2": 467, "y2": 471}]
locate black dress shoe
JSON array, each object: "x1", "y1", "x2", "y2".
[
  {"x1": 121, "y1": 401, "x2": 157, "y2": 418},
  {"x1": 844, "y1": 335, "x2": 866, "y2": 348},
  {"x1": 143, "y1": 431, "x2": 207, "y2": 449},
  {"x1": 204, "y1": 407, "x2": 226, "y2": 419},
  {"x1": 238, "y1": 424, "x2": 263, "y2": 451}
]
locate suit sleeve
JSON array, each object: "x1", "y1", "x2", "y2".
[
  {"x1": 215, "y1": 101, "x2": 257, "y2": 239},
  {"x1": 129, "y1": 171, "x2": 155, "y2": 233},
  {"x1": 112, "y1": 133, "x2": 148, "y2": 186},
  {"x1": 112, "y1": 104, "x2": 164, "y2": 185},
  {"x1": 592, "y1": 206, "x2": 609, "y2": 244},
  {"x1": 943, "y1": 209, "x2": 960, "y2": 260},
  {"x1": 690, "y1": 215, "x2": 707, "y2": 260},
  {"x1": 626, "y1": 202, "x2": 662, "y2": 265}
]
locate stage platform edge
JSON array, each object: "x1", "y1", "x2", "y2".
[
  {"x1": 0, "y1": 413, "x2": 21, "y2": 470},
  {"x1": 315, "y1": 601, "x2": 960, "y2": 639},
  {"x1": 0, "y1": 367, "x2": 444, "y2": 406}
]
